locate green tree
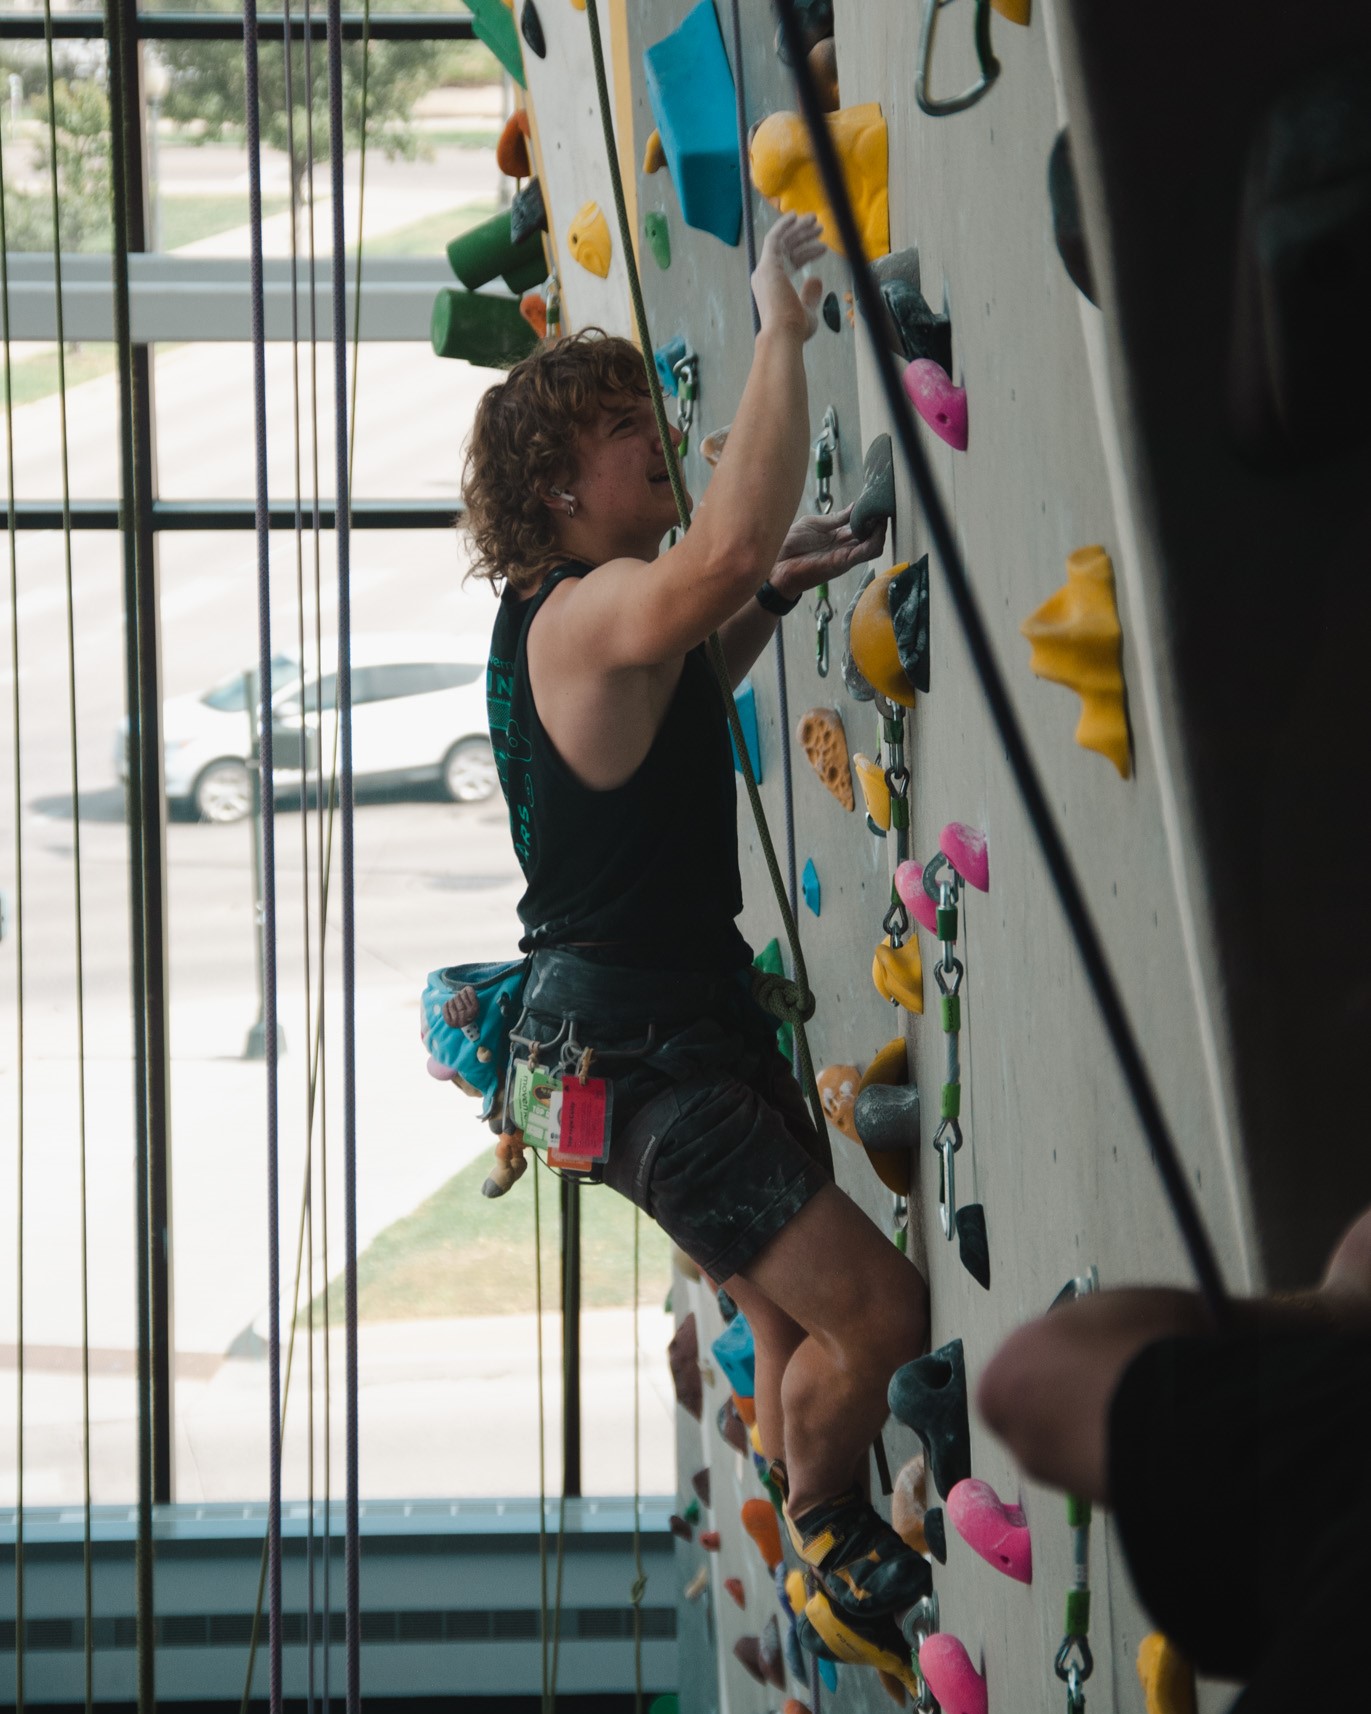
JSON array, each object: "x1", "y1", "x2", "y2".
[{"x1": 0, "y1": 46, "x2": 112, "y2": 254}]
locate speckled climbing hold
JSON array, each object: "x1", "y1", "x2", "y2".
[
  {"x1": 841, "y1": 567, "x2": 878, "y2": 702},
  {"x1": 672, "y1": 1244, "x2": 700, "y2": 1280},
  {"x1": 567, "y1": 201, "x2": 612, "y2": 278},
  {"x1": 742, "y1": 1497, "x2": 784, "y2": 1571},
  {"x1": 464, "y1": 0, "x2": 526, "y2": 87},
  {"x1": 724, "y1": 1575, "x2": 746, "y2": 1608},
  {"x1": 852, "y1": 753, "x2": 891, "y2": 831},
  {"x1": 1137, "y1": 1633, "x2": 1197, "y2": 1714},
  {"x1": 700, "y1": 1528, "x2": 722, "y2": 1551},
  {"x1": 809, "y1": 36, "x2": 840, "y2": 112},
  {"x1": 890, "y1": 555, "x2": 931, "y2": 694},
  {"x1": 797, "y1": 707, "x2": 854, "y2": 810},
  {"x1": 948, "y1": 1478, "x2": 1032, "y2": 1582},
  {"x1": 715, "y1": 1287, "x2": 737, "y2": 1325},
  {"x1": 802, "y1": 857, "x2": 821, "y2": 917},
  {"x1": 509, "y1": 177, "x2": 547, "y2": 246},
  {"x1": 869, "y1": 248, "x2": 953, "y2": 370},
  {"x1": 731, "y1": 677, "x2": 763, "y2": 781},
  {"x1": 892, "y1": 1453, "x2": 930, "y2": 1555},
  {"x1": 519, "y1": 0, "x2": 545, "y2": 58},
  {"x1": 850, "y1": 434, "x2": 895, "y2": 542},
  {"x1": 924, "y1": 1505, "x2": 947, "y2": 1562},
  {"x1": 749, "y1": 104, "x2": 889, "y2": 259},
  {"x1": 873, "y1": 935, "x2": 924, "y2": 1013},
  {"x1": 889, "y1": 1339, "x2": 971, "y2": 1498},
  {"x1": 683, "y1": 1566, "x2": 709, "y2": 1600},
  {"x1": 918, "y1": 1633, "x2": 987, "y2": 1714},
  {"x1": 718, "y1": 1395, "x2": 749, "y2": 1454},
  {"x1": 1020, "y1": 545, "x2": 1131, "y2": 778},
  {"x1": 496, "y1": 109, "x2": 532, "y2": 179},
  {"x1": 956, "y1": 1203, "x2": 991, "y2": 1290},
  {"x1": 669, "y1": 1512, "x2": 693, "y2": 1541},
  {"x1": 643, "y1": 0, "x2": 742, "y2": 246},
  {"x1": 518, "y1": 290, "x2": 548, "y2": 340},
  {"x1": 992, "y1": 0, "x2": 1030, "y2": 22},
  {"x1": 691, "y1": 1467, "x2": 711, "y2": 1505},
  {"x1": 712, "y1": 1311, "x2": 755, "y2": 1400},
  {"x1": 430, "y1": 289, "x2": 539, "y2": 366},
  {"x1": 822, "y1": 291, "x2": 842, "y2": 332},
  {"x1": 1048, "y1": 131, "x2": 1096, "y2": 305},
  {"x1": 904, "y1": 359, "x2": 968, "y2": 451},
  {"x1": 854, "y1": 1084, "x2": 920, "y2": 1154},
  {"x1": 851, "y1": 565, "x2": 918, "y2": 706},
  {"x1": 940, "y1": 822, "x2": 988, "y2": 892},
  {"x1": 668, "y1": 1314, "x2": 702, "y2": 1421},
  {"x1": 700, "y1": 424, "x2": 729, "y2": 466},
  {"x1": 893, "y1": 859, "x2": 939, "y2": 934},
  {"x1": 446, "y1": 209, "x2": 546, "y2": 295},
  {"x1": 644, "y1": 210, "x2": 671, "y2": 270},
  {"x1": 643, "y1": 128, "x2": 667, "y2": 174}
]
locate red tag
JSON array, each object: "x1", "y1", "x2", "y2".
[{"x1": 557, "y1": 1076, "x2": 611, "y2": 1161}]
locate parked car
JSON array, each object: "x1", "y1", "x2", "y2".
[{"x1": 114, "y1": 633, "x2": 498, "y2": 824}]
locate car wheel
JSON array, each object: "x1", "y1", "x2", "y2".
[
  {"x1": 194, "y1": 759, "x2": 253, "y2": 824},
  {"x1": 442, "y1": 737, "x2": 498, "y2": 804}
]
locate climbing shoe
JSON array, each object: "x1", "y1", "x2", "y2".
[
  {"x1": 785, "y1": 1488, "x2": 933, "y2": 1624},
  {"x1": 797, "y1": 1589, "x2": 921, "y2": 1697}
]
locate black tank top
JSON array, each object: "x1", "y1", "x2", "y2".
[{"x1": 487, "y1": 564, "x2": 751, "y2": 973}]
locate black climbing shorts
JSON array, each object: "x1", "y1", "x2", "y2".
[
  {"x1": 515, "y1": 949, "x2": 833, "y2": 1283},
  {"x1": 1106, "y1": 1324, "x2": 1371, "y2": 1708}
]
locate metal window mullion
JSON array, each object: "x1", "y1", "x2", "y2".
[{"x1": 0, "y1": 13, "x2": 478, "y2": 41}]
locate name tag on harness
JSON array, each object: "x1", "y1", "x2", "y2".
[
  {"x1": 557, "y1": 1076, "x2": 611, "y2": 1164},
  {"x1": 510, "y1": 1061, "x2": 611, "y2": 1167}
]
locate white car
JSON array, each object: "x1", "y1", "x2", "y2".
[{"x1": 115, "y1": 632, "x2": 498, "y2": 824}]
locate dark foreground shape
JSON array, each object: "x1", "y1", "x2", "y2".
[
  {"x1": 1048, "y1": 130, "x2": 1097, "y2": 304},
  {"x1": 956, "y1": 1202, "x2": 991, "y2": 1289},
  {"x1": 519, "y1": 0, "x2": 546, "y2": 58}
]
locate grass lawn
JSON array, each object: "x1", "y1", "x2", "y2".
[
  {"x1": 160, "y1": 194, "x2": 289, "y2": 251},
  {"x1": 1, "y1": 344, "x2": 120, "y2": 409},
  {"x1": 365, "y1": 199, "x2": 497, "y2": 258},
  {"x1": 314, "y1": 1151, "x2": 672, "y2": 1321},
  {"x1": 418, "y1": 127, "x2": 501, "y2": 150}
]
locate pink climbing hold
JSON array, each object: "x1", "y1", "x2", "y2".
[
  {"x1": 947, "y1": 1477, "x2": 1032, "y2": 1583},
  {"x1": 894, "y1": 859, "x2": 939, "y2": 933},
  {"x1": 903, "y1": 358, "x2": 968, "y2": 451},
  {"x1": 940, "y1": 822, "x2": 989, "y2": 892},
  {"x1": 919, "y1": 1633, "x2": 988, "y2": 1714}
]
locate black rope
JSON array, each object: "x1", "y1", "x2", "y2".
[{"x1": 772, "y1": 0, "x2": 1229, "y2": 1325}]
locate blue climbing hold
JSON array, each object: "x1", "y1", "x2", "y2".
[
  {"x1": 819, "y1": 1657, "x2": 839, "y2": 1691},
  {"x1": 653, "y1": 334, "x2": 688, "y2": 397},
  {"x1": 711, "y1": 1311, "x2": 755, "y2": 1399},
  {"x1": 643, "y1": 0, "x2": 742, "y2": 247},
  {"x1": 731, "y1": 677, "x2": 763, "y2": 782},
  {"x1": 802, "y1": 857, "x2": 821, "y2": 917}
]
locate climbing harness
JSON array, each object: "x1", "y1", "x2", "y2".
[
  {"x1": 812, "y1": 408, "x2": 838, "y2": 677},
  {"x1": 879, "y1": 698, "x2": 913, "y2": 951},
  {"x1": 1052, "y1": 1268, "x2": 1100, "y2": 1714},
  {"x1": 673, "y1": 351, "x2": 699, "y2": 455},
  {"x1": 922, "y1": 853, "x2": 964, "y2": 1239},
  {"x1": 774, "y1": 0, "x2": 1230, "y2": 1325},
  {"x1": 915, "y1": 0, "x2": 1001, "y2": 118}
]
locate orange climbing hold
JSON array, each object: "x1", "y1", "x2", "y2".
[
  {"x1": 892, "y1": 1452, "x2": 930, "y2": 1555},
  {"x1": 741, "y1": 1497, "x2": 784, "y2": 1570},
  {"x1": 784, "y1": 1702, "x2": 814, "y2": 1714},
  {"x1": 873, "y1": 935, "x2": 923, "y2": 1014},
  {"x1": 496, "y1": 108, "x2": 532, "y2": 178},
  {"x1": 518, "y1": 291, "x2": 548, "y2": 339},
  {"x1": 733, "y1": 1390, "x2": 757, "y2": 1428},
  {"x1": 818, "y1": 1063, "x2": 861, "y2": 1142},
  {"x1": 1021, "y1": 545, "x2": 1131, "y2": 778},
  {"x1": 991, "y1": 0, "x2": 1031, "y2": 21},
  {"x1": 797, "y1": 707, "x2": 855, "y2": 810},
  {"x1": 1137, "y1": 1633, "x2": 1197, "y2": 1714},
  {"x1": 643, "y1": 128, "x2": 667, "y2": 174},
  {"x1": 850, "y1": 565, "x2": 918, "y2": 706},
  {"x1": 749, "y1": 103, "x2": 889, "y2": 259},
  {"x1": 724, "y1": 1575, "x2": 746, "y2": 1609}
]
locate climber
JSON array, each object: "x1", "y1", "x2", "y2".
[
  {"x1": 461, "y1": 211, "x2": 932, "y2": 1666},
  {"x1": 978, "y1": 1202, "x2": 1371, "y2": 1710}
]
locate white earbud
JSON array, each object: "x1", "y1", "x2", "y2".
[{"x1": 551, "y1": 487, "x2": 577, "y2": 518}]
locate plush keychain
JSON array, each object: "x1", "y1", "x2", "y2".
[{"x1": 420, "y1": 959, "x2": 530, "y2": 1196}]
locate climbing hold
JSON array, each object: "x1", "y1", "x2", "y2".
[
  {"x1": 668, "y1": 1314, "x2": 703, "y2": 1421},
  {"x1": 783, "y1": 1703, "x2": 813, "y2": 1714},
  {"x1": 644, "y1": 210, "x2": 671, "y2": 270},
  {"x1": 717, "y1": 1395, "x2": 749, "y2": 1455},
  {"x1": 740, "y1": 1497, "x2": 784, "y2": 1571},
  {"x1": 822, "y1": 291, "x2": 842, "y2": 332},
  {"x1": 803, "y1": 1590, "x2": 920, "y2": 1695},
  {"x1": 1137, "y1": 1633, "x2": 1197, "y2": 1714},
  {"x1": 509, "y1": 177, "x2": 547, "y2": 246},
  {"x1": 758, "y1": 1615, "x2": 786, "y2": 1690},
  {"x1": 683, "y1": 1566, "x2": 709, "y2": 1601},
  {"x1": 797, "y1": 707, "x2": 854, "y2": 810},
  {"x1": 888, "y1": 1339, "x2": 972, "y2": 1498},
  {"x1": 892, "y1": 1453, "x2": 930, "y2": 1555},
  {"x1": 691, "y1": 1467, "x2": 711, "y2": 1505},
  {"x1": 956, "y1": 1203, "x2": 991, "y2": 1290},
  {"x1": 749, "y1": 104, "x2": 889, "y2": 259},
  {"x1": 802, "y1": 857, "x2": 821, "y2": 917},
  {"x1": 715, "y1": 1286, "x2": 737, "y2": 1325},
  {"x1": 992, "y1": 0, "x2": 1030, "y2": 20},
  {"x1": 519, "y1": 0, "x2": 545, "y2": 58},
  {"x1": 567, "y1": 201, "x2": 612, "y2": 278},
  {"x1": 852, "y1": 1039, "x2": 912, "y2": 1193},
  {"x1": 940, "y1": 822, "x2": 988, "y2": 892},
  {"x1": 850, "y1": 434, "x2": 895, "y2": 543},
  {"x1": 809, "y1": 36, "x2": 841, "y2": 113},
  {"x1": 860, "y1": 1037, "x2": 907, "y2": 1092},
  {"x1": 903, "y1": 359, "x2": 968, "y2": 451},
  {"x1": 818, "y1": 1658, "x2": 838, "y2": 1692},
  {"x1": 723, "y1": 1576, "x2": 745, "y2": 1609},
  {"x1": 700, "y1": 1528, "x2": 722, "y2": 1551},
  {"x1": 731, "y1": 677, "x2": 764, "y2": 782},
  {"x1": 431, "y1": 289, "x2": 539, "y2": 365},
  {"x1": 672, "y1": 1244, "x2": 700, "y2": 1280},
  {"x1": 683, "y1": 1496, "x2": 701, "y2": 1527},
  {"x1": 1048, "y1": 131, "x2": 1096, "y2": 305},
  {"x1": 785, "y1": 1568, "x2": 808, "y2": 1620},
  {"x1": 712, "y1": 1311, "x2": 755, "y2": 1400},
  {"x1": 669, "y1": 1513, "x2": 693, "y2": 1542},
  {"x1": 918, "y1": 1633, "x2": 987, "y2": 1714},
  {"x1": 948, "y1": 1478, "x2": 1032, "y2": 1583},
  {"x1": 496, "y1": 109, "x2": 532, "y2": 179},
  {"x1": 734, "y1": 1390, "x2": 756, "y2": 1428},
  {"x1": 773, "y1": 0, "x2": 834, "y2": 64},
  {"x1": 873, "y1": 936, "x2": 924, "y2": 1014},
  {"x1": 652, "y1": 334, "x2": 688, "y2": 396},
  {"x1": 854, "y1": 1084, "x2": 920, "y2": 1154},
  {"x1": 643, "y1": 129, "x2": 667, "y2": 175},
  {"x1": 852, "y1": 753, "x2": 891, "y2": 832},
  {"x1": 518, "y1": 290, "x2": 548, "y2": 340},
  {"x1": 643, "y1": 0, "x2": 742, "y2": 246},
  {"x1": 924, "y1": 1506, "x2": 947, "y2": 1562},
  {"x1": 851, "y1": 565, "x2": 919, "y2": 706},
  {"x1": 446, "y1": 208, "x2": 546, "y2": 294},
  {"x1": 868, "y1": 248, "x2": 954, "y2": 370},
  {"x1": 700, "y1": 424, "x2": 728, "y2": 466},
  {"x1": 464, "y1": 0, "x2": 526, "y2": 87},
  {"x1": 890, "y1": 556, "x2": 931, "y2": 694},
  {"x1": 1020, "y1": 545, "x2": 1131, "y2": 777},
  {"x1": 733, "y1": 1634, "x2": 766, "y2": 1684},
  {"x1": 893, "y1": 860, "x2": 939, "y2": 934},
  {"x1": 841, "y1": 567, "x2": 878, "y2": 702}
]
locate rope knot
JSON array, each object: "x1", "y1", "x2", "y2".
[
  {"x1": 629, "y1": 1574, "x2": 648, "y2": 1607},
  {"x1": 750, "y1": 970, "x2": 816, "y2": 1024}
]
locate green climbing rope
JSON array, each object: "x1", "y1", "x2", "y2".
[{"x1": 580, "y1": 0, "x2": 826, "y2": 1145}]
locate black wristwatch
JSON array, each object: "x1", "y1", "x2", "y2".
[{"x1": 756, "y1": 578, "x2": 800, "y2": 616}]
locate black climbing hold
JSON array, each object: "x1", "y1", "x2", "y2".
[
  {"x1": 509, "y1": 177, "x2": 547, "y2": 246},
  {"x1": 1048, "y1": 131, "x2": 1097, "y2": 306},
  {"x1": 841, "y1": 567, "x2": 877, "y2": 703},
  {"x1": 822, "y1": 290, "x2": 842, "y2": 332},
  {"x1": 923, "y1": 1506, "x2": 947, "y2": 1564},
  {"x1": 853, "y1": 1081, "x2": 919, "y2": 1152},
  {"x1": 868, "y1": 247, "x2": 953, "y2": 371},
  {"x1": 887, "y1": 1338, "x2": 972, "y2": 1499},
  {"x1": 691, "y1": 1466, "x2": 711, "y2": 1506},
  {"x1": 519, "y1": 0, "x2": 546, "y2": 59},
  {"x1": 955, "y1": 1202, "x2": 991, "y2": 1290},
  {"x1": 773, "y1": 0, "x2": 834, "y2": 65},
  {"x1": 889, "y1": 555, "x2": 931, "y2": 695},
  {"x1": 850, "y1": 432, "x2": 895, "y2": 542},
  {"x1": 717, "y1": 1286, "x2": 739, "y2": 1324}
]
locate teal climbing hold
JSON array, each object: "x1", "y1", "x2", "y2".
[
  {"x1": 753, "y1": 937, "x2": 792, "y2": 1065},
  {"x1": 731, "y1": 677, "x2": 763, "y2": 782},
  {"x1": 653, "y1": 334, "x2": 688, "y2": 397},
  {"x1": 643, "y1": 0, "x2": 742, "y2": 247},
  {"x1": 819, "y1": 1657, "x2": 839, "y2": 1691},
  {"x1": 645, "y1": 210, "x2": 672, "y2": 269},
  {"x1": 464, "y1": 0, "x2": 526, "y2": 87},
  {"x1": 711, "y1": 1311, "x2": 755, "y2": 1399},
  {"x1": 802, "y1": 857, "x2": 821, "y2": 916}
]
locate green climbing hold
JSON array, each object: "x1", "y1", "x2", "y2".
[
  {"x1": 753, "y1": 938, "x2": 793, "y2": 1066},
  {"x1": 465, "y1": 0, "x2": 526, "y2": 87},
  {"x1": 645, "y1": 210, "x2": 672, "y2": 269},
  {"x1": 430, "y1": 290, "x2": 539, "y2": 366},
  {"x1": 446, "y1": 208, "x2": 546, "y2": 296},
  {"x1": 648, "y1": 1699, "x2": 680, "y2": 1714}
]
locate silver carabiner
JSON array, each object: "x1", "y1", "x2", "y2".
[
  {"x1": 933, "y1": 1118, "x2": 962, "y2": 1238},
  {"x1": 672, "y1": 352, "x2": 699, "y2": 451},
  {"x1": 916, "y1": 0, "x2": 1001, "y2": 118},
  {"x1": 815, "y1": 586, "x2": 834, "y2": 676},
  {"x1": 904, "y1": 1591, "x2": 940, "y2": 1712}
]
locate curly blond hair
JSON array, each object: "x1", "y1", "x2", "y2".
[{"x1": 460, "y1": 329, "x2": 649, "y2": 594}]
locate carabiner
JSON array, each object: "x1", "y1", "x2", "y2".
[
  {"x1": 672, "y1": 352, "x2": 699, "y2": 454},
  {"x1": 933, "y1": 1117, "x2": 962, "y2": 1238},
  {"x1": 813, "y1": 405, "x2": 839, "y2": 513},
  {"x1": 815, "y1": 586, "x2": 834, "y2": 677},
  {"x1": 915, "y1": 0, "x2": 1000, "y2": 118}
]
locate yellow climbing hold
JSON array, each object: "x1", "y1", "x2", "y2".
[
  {"x1": 859, "y1": 1037, "x2": 907, "y2": 1092},
  {"x1": 850, "y1": 564, "x2": 917, "y2": 707},
  {"x1": 855, "y1": 1037, "x2": 912, "y2": 1193},
  {"x1": 643, "y1": 128, "x2": 667, "y2": 174},
  {"x1": 567, "y1": 201, "x2": 612, "y2": 278},
  {"x1": 873, "y1": 936, "x2": 923, "y2": 1014},
  {"x1": 852, "y1": 753, "x2": 892, "y2": 829},
  {"x1": 569, "y1": 0, "x2": 585, "y2": 9},
  {"x1": 1137, "y1": 1634, "x2": 1197, "y2": 1714},
  {"x1": 992, "y1": 0, "x2": 1031, "y2": 22},
  {"x1": 749, "y1": 103, "x2": 889, "y2": 259},
  {"x1": 1021, "y1": 545, "x2": 1131, "y2": 778}
]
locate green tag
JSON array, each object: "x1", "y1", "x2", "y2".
[{"x1": 510, "y1": 1058, "x2": 562, "y2": 1151}]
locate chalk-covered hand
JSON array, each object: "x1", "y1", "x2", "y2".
[
  {"x1": 770, "y1": 504, "x2": 887, "y2": 599},
  {"x1": 752, "y1": 211, "x2": 826, "y2": 342}
]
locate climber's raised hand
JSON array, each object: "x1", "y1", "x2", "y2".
[{"x1": 752, "y1": 211, "x2": 826, "y2": 342}]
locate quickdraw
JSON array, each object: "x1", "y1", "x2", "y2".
[
  {"x1": 812, "y1": 407, "x2": 838, "y2": 676},
  {"x1": 880, "y1": 698, "x2": 912, "y2": 946},
  {"x1": 1052, "y1": 1267, "x2": 1100, "y2": 1714},
  {"x1": 922, "y1": 851, "x2": 964, "y2": 1238}
]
